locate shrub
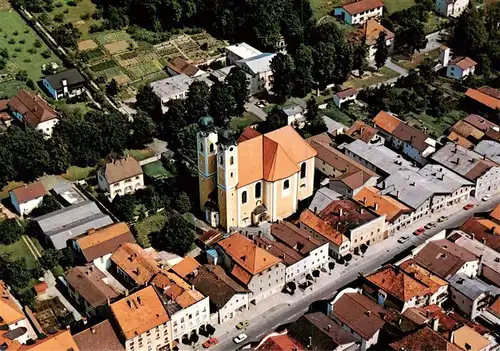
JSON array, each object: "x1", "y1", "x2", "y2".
[
  {"x1": 41, "y1": 50, "x2": 51, "y2": 58},
  {"x1": 80, "y1": 12, "x2": 90, "y2": 20},
  {"x1": 8, "y1": 38, "x2": 16, "y2": 44},
  {"x1": 54, "y1": 13, "x2": 64, "y2": 22},
  {"x1": 12, "y1": 30, "x2": 19, "y2": 36},
  {"x1": 14, "y1": 47, "x2": 22, "y2": 52},
  {"x1": 19, "y1": 39, "x2": 25, "y2": 44},
  {"x1": 63, "y1": 8, "x2": 69, "y2": 13},
  {"x1": 33, "y1": 39, "x2": 42, "y2": 48}
]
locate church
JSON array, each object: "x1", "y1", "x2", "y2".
[{"x1": 197, "y1": 116, "x2": 317, "y2": 231}]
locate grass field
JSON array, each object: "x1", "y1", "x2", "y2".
[
  {"x1": 48, "y1": 0, "x2": 101, "y2": 39},
  {"x1": 344, "y1": 67, "x2": 400, "y2": 89},
  {"x1": 143, "y1": 161, "x2": 171, "y2": 180},
  {"x1": 0, "y1": 236, "x2": 39, "y2": 269},
  {"x1": 124, "y1": 148, "x2": 155, "y2": 161},
  {"x1": 0, "y1": 79, "x2": 25, "y2": 97},
  {"x1": 63, "y1": 165, "x2": 96, "y2": 181},
  {"x1": 0, "y1": 181, "x2": 24, "y2": 199},
  {"x1": 0, "y1": 10, "x2": 61, "y2": 97},
  {"x1": 384, "y1": 0, "x2": 415, "y2": 13},
  {"x1": 392, "y1": 48, "x2": 441, "y2": 71},
  {"x1": 134, "y1": 212, "x2": 167, "y2": 247},
  {"x1": 310, "y1": 0, "x2": 339, "y2": 19},
  {"x1": 230, "y1": 112, "x2": 261, "y2": 130}
]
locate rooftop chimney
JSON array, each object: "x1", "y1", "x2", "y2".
[
  {"x1": 91, "y1": 327, "x2": 96, "y2": 334},
  {"x1": 374, "y1": 203, "x2": 379, "y2": 211},
  {"x1": 339, "y1": 208, "x2": 343, "y2": 217},
  {"x1": 432, "y1": 317, "x2": 439, "y2": 331},
  {"x1": 365, "y1": 311, "x2": 371, "y2": 317},
  {"x1": 137, "y1": 296, "x2": 142, "y2": 305}
]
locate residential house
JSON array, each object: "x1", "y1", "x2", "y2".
[
  {"x1": 73, "y1": 320, "x2": 124, "y2": 351},
  {"x1": 389, "y1": 326, "x2": 463, "y2": 351},
  {"x1": 98, "y1": 156, "x2": 144, "y2": 200},
  {"x1": 465, "y1": 87, "x2": 500, "y2": 113},
  {"x1": 110, "y1": 286, "x2": 171, "y2": 351},
  {"x1": 431, "y1": 142, "x2": 500, "y2": 199},
  {"x1": 0, "y1": 281, "x2": 37, "y2": 345},
  {"x1": 436, "y1": 0, "x2": 470, "y2": 17},
  {"x1": 41, "y1": 68, "x2": 86, "y2": 100},
  {"x1": 170, "y1": 257, "x2": 201, "y2": 280},
  {"x1": 330, "y1": 291, "x2": 386, "y2": 351},
  {"x1": 0, "y1": 330, "x2": 21, "y2": 351},
  {"x1": 464, "y1": 113, "x2": 499, "y2": 134},
  {"x1": 373, "y1": 111, "x2": 436, "y2": 166},
  {"x1": 268, "y1": 221, "x2": 329, "y2": 282},
  {"x1": 448, "y1": 273, "x2": 499, "y2": 320},
  {"x1": 255, "y1": 332, "x2": 305, "y2": 351},
  {"x1": 447, "y1": 56, "x2": 477, "y2": 80},
  {"x1": 299, "y1": 209, "x2": 351, "y2": 258},
  {"x1": 189, "y1": 264, "x2": 250, "y2": 324},
  {"x1": 150, "y1": 74, "x2": 194, "y2": 114},
  {"x1": 346, "y1": 120, "x2": 380, "y2": 144},
  {"x1": 308, "y1": 187, "x2": 343, "y2": 213},
  {"x1": 378, "y1": 165, "x2": 473, "y2": 225},
  {"x1": 449, "y1": 119, "x2": 485, "y2": 147},
  {"x1": 7, "y1": 90, "x2": 59, "y2": 137},
  {"x1": 166, "y1": 57, "x2": 204, "y2": 78},
  {"x1": 288, "y1": 312, "x2": 356, "y2": 351},
  {"x1": 9, "y1": 182, "x2": 46, "y2": 216},
  {"x1": 474, "y1": 140, "x2": 500, "y2": 164},
  {"x1": 20, "y1": 330, "x2": 79, "y2": 351},
  {"x1": 448, "y1": 230, "x2": 500, "y2": 287},
  {"x1": 450, "y1": 325, "x2": 491, "y2": 351},
  {"x1": 315, "y1": 198, "x2": 386, "y2": 251},
  {"x1": 279, "y1": 104, "x2": 305, "y2": 126},
  {"x1": 150, "y1": 271, "x2": 210, "y2": 343},
  {"x1": 35, "y1": 200, "x2": 113, "y2": 250},
  {"x1": 110, "y1": 243, "x2": 161, "y2": 287},
  {"x1": 72, "y1": 222, "x2": 136, "y2": 264},
  {"x1": 307, "y1": 133, "x2": 379, "y2": 196},
  {"x1": 334, "y1": 0, "x2": 384, "y2": 25},
  {"x1": 353, "y1": 186, "x2": 411, "y2": 235},
  {"x1": 225, "y1": 42, "x2": 262, "y2": 65},
  {"x1": 66, "y1": 264, "x2": 121, "y2": 317},
  {"x1": 333, "y1": 88, "x2": 358, "y2": 108},
  {"x1": 348, "y1": 19, "x2": 394, "y2": 62},
  {"x1": 0, "y1": 99, "x2": 12, "y2": 130},
  {"x1": 323, "y1": 117, "x2": 348, "y2": 136},
  {"x1": 412, "y1": 239, "x2": 480, "y2": 279},
  {"x1": 216, "y1": 233, "x2": 286, "y2": 303},
  {"x1": 236, "y1": 53, "x2": 276, "y2": 94},
  {"x1": 400, "y1": 260, "x2": 449, "y2": 306},
  {"x1": 197, "y1": 123, "x2": 316, "y2": 231},
  {"x1": 460, "y1": 205, "x2": 500, "y2": 253}
]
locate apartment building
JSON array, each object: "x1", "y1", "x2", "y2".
[
  {"x1": 98, "y1": 156, "x2": 144, "y2": 201},
  {"x1": 110, "y1": 243, "x2": 161, "y2": 287}
]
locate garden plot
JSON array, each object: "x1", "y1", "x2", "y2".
[
  {"x1": 78, "y1": 39, "x2": 98, "y2": 52},
  {"x1": 104, "y1": 40, "x2": 130, "y2": 55},
  {"x1": 94, "y1": 31, "x2": 133, "y2": 45}
]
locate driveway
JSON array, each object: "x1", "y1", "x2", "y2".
[
  {"x1": 38, "y1": 271, "x2": 82, "y2": 322},
  {"x1": 384, "y1": 59, "x2": 409, "y2": 77},
  {"x1": 245, "y1": 99, "x2": 268, "y2": 121}
]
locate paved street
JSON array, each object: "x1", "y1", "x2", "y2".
[
  {"x1": 208, "y1": 194, "x2": 499, "y2": 351},
  {"x1": 245, "y1": 98, "x2": 268, "y2": 121}
]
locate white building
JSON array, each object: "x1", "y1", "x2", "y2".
[
  {"x1": 333, "y1": 88, "x2": 358, "y2": 108},
  {"x1": 334, "y1": 0, "x2": 384, "y2": 25},
  {"x1": 9, "y1": 182, "x2": 46, "y2": 216},
  {"x1": 236, "y1": 53, "x2": 276, "y2": 94},
  {"x1": 436, "y1": 0, "x2": 470, "y2": 17},
  {"x1": 98, "y1": 156, "x2": 144, "y2": 200},
  {"x1": 150, "y1": 74, "x2": 194, "y2": 113},
  {"x1": 225, "y1": 42, "x2": 263, "y2": 65},
  {"x1": 446, "y1": 56, "x2": 477, "y2": 80},
  {"x1": 280, "y1": 104, "x2": 305, "y2": 126}
]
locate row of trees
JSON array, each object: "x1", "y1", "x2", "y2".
[{"x1": 0, "y1": 109, "x2": 156, "y2": 187}]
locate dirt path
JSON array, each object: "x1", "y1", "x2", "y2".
[{"x1": 22, "y1": 235, "x2": 42, "y2": 260}]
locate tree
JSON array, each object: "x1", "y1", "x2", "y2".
[
  {"x1": 395, "y1": 19, "x2": 428, "y2": 57},
  {"x1": 52, "y1": 23, "x2": 81, "y2": 49},
  {"x1": 174, "y1": 191, "x2": 191, "y2": 213},
  {"x1": 312, "y1": 41, "x2": 338, "y2": 89},
  {"x1": 40, "y1": 249, "x2": 62, "y2": 270},
  {"x1": 307, "y1": 115, "x2": 327, "y2": 136},
  {"x1": 59, "y1": 248, "x2": 76, "y2": 269},
  {"x1": 225, "y1": 67, "x2": 249, "y2": 115},
  {"x1": 328, "y1": 261, "x2": 335, "y2": 272},
  {"x1": 15, "y1": 70, "x2": 28, "y2": 81},
  {"x1": 450, "y1": 6, "x2": 487, "y2": 57},
  {"x1": 305, "y1": 98, "x2": 318, "y2": 122},
  {"x1": 135, "y1": 85, "x2": 162, "y2": 120},
  {"x1": 418, "y1": 57, "x2": 437, "y2": 81},
  {"x1": 30, "y1": 195, "x2": 61, "y2": 217},
  {"x1": 112, "y1": 194, "x2": 137, "y2": 222},
  {"x1": 130, "y1": 111, "x2": 157, "y2": 148},
  {"x1": 353, "y1": 41, "x2": 368, "y2": 74},
  {"x1": 292, "y1": 44, "x2": 314, "y2": 97},
  {"x1": 0, "y1": 254, "x2": 38, "y2": 290},
  {"x1": 0, "y1": 219, "x2": 23, "y2": 245},
  {"x1": 209, "y1": 82, "x2": 236, "y2": 125},
  {"x1": 106, "y1": 78, "x2": 119, "y2": 96},
  {"x1": 186, "y1": 80, "x2": 210, "y2": 122},
  {"x1": 270, "y1": 53, "x2": 295, "y2": 102},
  {"x1": 158, "y1": 212, "x2": 195, "y2": 255},
  {"x1": 375, "y1": 31, "x2": 389, "y2": 69},
  {"x1": 258, "y1": 106, "x2": 286, "y2": 133}
]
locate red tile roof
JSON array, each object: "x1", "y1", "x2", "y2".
[
  {"x1": 299, "y1": 209, "x2": 346, "y2": 246},
  {"x1": 11, "y1": 182, "x2": 46, "y2": 204},
  {"x1": 389, "y1": 326, "x2": 463, "y2": 351},
  {"x1": 256, "y1": 334, "x2": 304, "y2": 351},
  {"x1": 8, "y1": 90, "x2": 58, "y2": 127},
  {"x1": 0, "y1": 99, "x2": 8, "y2": 112},
  {"x1": 463, "y1": 114, "x2": 498, "y2": 133},
  {"x1": 450, "y1": 56, "x2": 477, "y2": 70},
  {"x1": 478, "y1": 86, "x2": 500, "y2": 99},
  {"x1": 73, "y1": 320, "x2": 124, "y2": 351},
  {"x1": 341, "y1": 0, "x2": 384, "y2": 15},
  {"x1": 167, "y1": 57, "x2": 199, "y2": 77},
  {"x1": 335, "y1": 87, "x2": 358, "y2": 99},
  {"x1": 465, "y1": 88, "x2": 500, "y2": 110},
  {"x1": 346, "y1": 120, "x2": 378, "y2": 143},
  {"x1": 319, "y1": 199, "x2": 378, "y2": 235},
  {"x1": 102, "y1": 156, "x2": 143, "y2": 184}
]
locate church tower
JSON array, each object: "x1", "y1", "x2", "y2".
[
  {"x1": 197, "y1": 115, "x2": 218, "y2": 210},
  {"x1": 217, "y1": 129, "x2": 239, "y2": 231}
]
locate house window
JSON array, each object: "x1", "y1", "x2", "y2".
[
  {"x1": 230, "y1": 156, "x2": 234, "y2": 165},
  {"x1": 219, "y1": 155, "x2": 223, "y2": 164},
  {"x1": 300, "y1": 163, "x2": 307, "y2": 179},
  {"x1": 199, "y1": 142, "x2": 204, "y2": 152},
  {"x1": 242, "y1": 191, "x2": 247, "y2": 204},
  {"x1": 209, "y1": 143, "x2": 214, "y2": 153},
  {"x1": 283, "y1": 180, "x2": 290, "y2": 190},
  {"x1": 255, "y1": 183, "x2": 261, "y2": 198}
]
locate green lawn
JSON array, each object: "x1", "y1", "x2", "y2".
[
  {"x1": 63, "y1": 165, "x2": 96, "y2": 181},
  {"x1": 424, "y1": 12, "x2": 448, "y2": 34},
  {"x1": 0, "y1": 79, "x2": 26, "y2": 98},
  {"x1": 0, "y1": 180, "x2": 24, "y2": 199},
  {"x1": 133, "y1": 212, "x2": 167, "y2": 247},
  {"x1": 0, "y1": 236, "x2": 39, "y2": 269},
  {"x1": 49, "y1": 0, "x2": 101, "y2": 39},
  {"x1": 392, "y1": 48, "x2": 441, "y2": 71},
  {"x1": 230, "y1": 111, "x2": 261, "y2": 130},
  {"x1": 124, "y1": 148, "x2": 155, "y2": 161},
  {"x1": 143, "y1": 160, "x2": 171, "y2": 180},
  {"x1": 344, "y1": 67, "x2": 400, "y2": 89},
  {"x1": 310, "y1": 0, "x2": 340, "y2": 20},
  {"x1": 0, "y1": 11, "x2": 61, "y2": 87},
  {"x1": 384, "y1": 0, "x2": 415, "y2": 13}
]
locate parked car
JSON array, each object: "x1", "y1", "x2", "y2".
[
  {"x1": 236, "y1": 320, "x2": 249, "y2": 330},
  {"x1": 463, "y1": 203, "x2": 475, "y2": 210},
  {"x1": 482, "y1": 195, "x2": 492, "y2": 201},
  {"x1": 202, "y1": 338, "x2": 218, "y2": 348},
  {"x1": 414, "y1": 227, "x2": 425, "y2": 236},
  {"x1": 398, "y1": 236, "x2": 410, "y2": 243},
  {"x1": 234, "y1": 334, "x2": 248, "y2": 344}
]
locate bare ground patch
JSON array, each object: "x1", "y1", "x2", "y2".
[
  {"x1": 78, "y1": 39, "x2": 98, "y2": 52},
  {"x1": 104, "y1": 40, "x2": 130, "y2": 54}
]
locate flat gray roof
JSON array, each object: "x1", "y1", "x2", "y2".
[
  {"x1": 237, "y1": 53, "x2": 276, "y2": 75},
  {"x1": 281, "y1": 105, "x2": 304, "y2": 117},
  {"x1": 225, "y1": 43, "x2": 262, "y2": 60},
  {"x1": 474, "y1": 140, "x2": 500, "y2": 164},
  {"x1": 449, "y1": 273, "x2": 499, "y2": 300},
  {"x1": 309, "y1": 187, "x2": 342, "y2": 213},
  {"x1": 323, "y1": 116, "x2": 347, "y2": 134},
  {"x1": 150, "y1": 74, "x2": 193, "y2": 100},
  {"x1": 36, "y1": 200, "x2": 113, "y2": 250},
  {"x1": 451, "y1": 231, "x2": 500, "y2": 274},
  {"x1": 342, "y1": 139, "x2": 416, "y2": 175}
]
